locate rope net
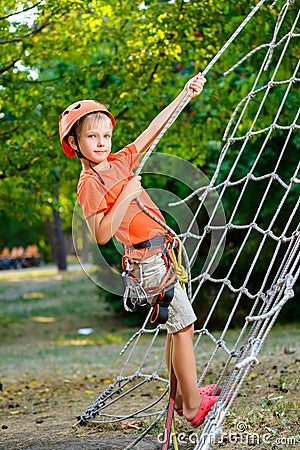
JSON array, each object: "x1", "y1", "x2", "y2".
[{"x1": 74, "y1": 1, "x2": 299, "y2": 448}]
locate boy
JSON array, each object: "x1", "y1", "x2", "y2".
[{"x1": 59, "y1": 74, "x2": 220, "y2": 426}]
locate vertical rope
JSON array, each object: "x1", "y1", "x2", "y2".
[
  {"x1": 135, "y1": 0, "x2": 267, "y2": 176},
  {"x1": 162, "y1": 336, "x2": 178, "y2": 450}
]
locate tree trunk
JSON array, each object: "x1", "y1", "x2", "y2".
[
  {"x1": 53, "y1": 207, "x2": 67, "y2": 271},
  {"x1": 81, "y1": 219, "x2": 90, "y2": 264},
  {"x1": 45, "y1": 208, "x2": 67, "y2": 271}
]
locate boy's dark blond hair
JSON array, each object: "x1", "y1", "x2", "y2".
[{"x1": 74, "y1": 112, "x2": 113, "y2": 138}]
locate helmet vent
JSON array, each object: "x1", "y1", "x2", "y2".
[{"x1": 74, "y1": 103, "x2": 81, "y2": 109}]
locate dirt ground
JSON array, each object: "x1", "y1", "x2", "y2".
[
  {"x1": 0, "y1": 376, "x2": 161, "y2": 449},
  {"x1": 1, "y1": 351, "x2": 299, "y2": 450},
  {"x1": 0, "y1": 268, "x2": 299, "y2": 450}
]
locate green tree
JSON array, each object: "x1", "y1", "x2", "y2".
[{"x1": 0, "y1": 0, "x2": 298, "y2": 305}]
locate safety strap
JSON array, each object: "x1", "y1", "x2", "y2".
[
  {"x1": 149, "y1": 285, "x2": 174, "y2": 324},
  {"x1": 123, "y1": 234, "x2": 177, "y2": 293},
  {"x1": 128, "y1": 234, "x2": 168, "y2": 250},
  {"x1": 162, "y1": 336, "x2": 178, "y2": 450}
]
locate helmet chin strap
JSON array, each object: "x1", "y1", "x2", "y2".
[{"x1": 73, "y1": 133, "x2": 105, "y2": 186}]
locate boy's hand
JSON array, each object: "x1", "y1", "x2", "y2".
[
  {"x1": 121, "y1": 176, "x2": 143, "y2": 202},
  {"x1": 185, "y1": 74, "x2": 207, "y2": 98}
]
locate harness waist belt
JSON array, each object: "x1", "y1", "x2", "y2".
[{"x1": 129, "y1": 235, "x2": 168, "y2": 250}]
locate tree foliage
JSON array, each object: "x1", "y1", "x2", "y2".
[
  {"x1": 0, "y1": 0, "x2": 298, "y2": 295},
  {"x1": 1, "y1": 0, "x2": 295, "y2": 219}
]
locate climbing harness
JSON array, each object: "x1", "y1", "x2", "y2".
[
  {"x1": 122, "y1": 234, "x2": 187, "y2": 324},
  {"x1": 149, "y1": 285, "x2": 174, "y2": 325}
]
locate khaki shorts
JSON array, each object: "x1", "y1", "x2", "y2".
[{"x1": 131, "y1": 253, "x2": 197, "y2": 334}]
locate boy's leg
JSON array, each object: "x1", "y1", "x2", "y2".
[
  {"x1": 132, "y1": 254, "x2": 201, "y2": 418},
  {"x1": 171, "y1": 323, "x2": 201, "y2": 421}
]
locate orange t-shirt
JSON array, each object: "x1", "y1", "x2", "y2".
[{"x1": 77, "y1": 144, "x2": 166, "y2": 246}]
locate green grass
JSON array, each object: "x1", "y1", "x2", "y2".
[
  {"x1": 1, "y1": 272, "x2": 107, "y2": 320},
  {"x1": 0, "y1": 270, "x2": 127, "y2": 372},
  {"x1": 1, "y1": 268, "x2": 299, "y2": 372}
]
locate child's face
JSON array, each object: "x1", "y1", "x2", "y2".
[{"x1": 78, "y1": 122, "x2": 112, "y2": 165}]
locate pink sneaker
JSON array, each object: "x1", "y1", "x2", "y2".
[
  {"x1": 199, "y1": 384, "x2": 222, "y2": 396},
  {"x1": 175, "y1": 407, "x2": 183, "y2": 416},
  {"x1": 175, "y1": 385, "x2": 221, "y2": 417},
  {"x1": 190, "y1": 395, "x2": 219, "y2": 427}
]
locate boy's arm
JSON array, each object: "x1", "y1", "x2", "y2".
[
  {"x1": 86, "y1": 176, "x2": 142, "y2": 245},
  {"x1": 133, "y1": 74, "x2": 206, "y2": 154}
]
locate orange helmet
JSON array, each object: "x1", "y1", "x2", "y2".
[{"x1": 59, "y1": 100, "x2": 116, "y2": 158}]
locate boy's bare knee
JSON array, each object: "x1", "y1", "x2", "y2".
[{"x1": 174, "y1": 323, "x2": 194, "y2": 334}]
